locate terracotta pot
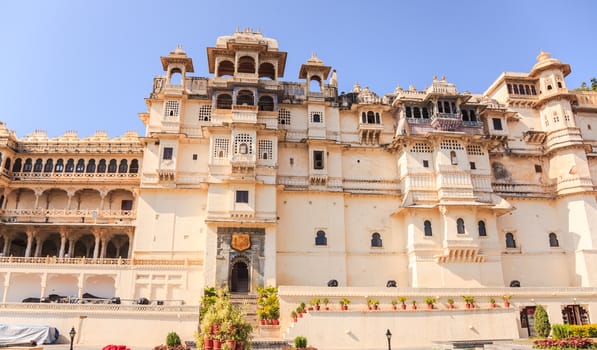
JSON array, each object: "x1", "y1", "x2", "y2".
[
  {"x1": 259, "y1": 319, "x2": 266, "y2": 325},
  {"x1": 235, "y1": 342, "x2": 244, "y2": 350},
  {"x1": 504, "y1": 301, "x2": 510, "y2": 308},
  {"x1": 212, "y1": 340, "x2": 222, "y2": 350},
  {"x1": 341, "y1": 305, "x2": 348, "y2": 311},
  {"x1": 315, "y1": 305, "x2": 320, "y2": 311},
  {"x1": 490, "y1": 303, "x2": 496, "y2": 309},
  {"x1": 204, "y1": 338, "x2": 213, "y2": 350},
  {"x1": 272, "y1": 319, "x2": 279, "y2": 325},
  {"x1": 292, "y1": 317, "x2": 297, "y2": 322},
  {"x1": 367, "y1": 305, "x2": 372, "y2": 310},
  {"x1": 325, "y1": 306, "x2": 329, "y2": 311},
  {"x1": 297, "y1": 312, "x2": 303, "y2": 318},
  {"x1": 465, "y1": 303, "x2": 471, "y2": 309},
  {"x1": 412, "y1": 305, "x2": 417, "y2": 310},
  {"x1": 308, "y1": 307, "x2": 314, "y2": 311},
  {"x1": 401, "y1": 304, "x2": 406, "y2": 310},
  {"x1": 427, "y1": 304, "x2": 433, "y2": 310},
  {"x1": 373, "y1": 305, "x2": 379, "y2": 310},
  {"x1": 448, "y1": 304, "x2": 454, "y2": 309},
  {"x1": 392, "y1": 305, "x2": 397, "y2": 311},
  {"x1": 226, "y1": 340, "x2": 236, "y2": 350}
]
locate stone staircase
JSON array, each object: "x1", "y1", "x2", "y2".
[{"x1": 228, "y1": 293, "x2": 290, "y2": 350}]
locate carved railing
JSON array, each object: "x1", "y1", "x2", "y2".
[
  {"x1": 0, "y1": 303, "x2": 199, "y2": 313},
  {"x1": 492, "y1": 182, "x2": 555, "y2": 197},
  {"x1": 0, "y1": 256, "x2": 203, "y2": 266},
  {"x1": 1, "y1": 208, "x2": 135, "y2": 219},
  {"x1": 10, "y1": 172, "x2": 139, "y2": 182}
]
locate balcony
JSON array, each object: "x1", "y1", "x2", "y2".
[
  {"x1": 430, "y1": 113, "x2": 462, "y2": 130},
  {"x1": 10, "y1": 172, "x2": 139, "y2": 183},
  {"x1": 232, "y1": 105, "x2": 258, "y2": 123},
  {"x1": 0, "y1": 208, "x2": 136, "y2": 224},
  {"x1": 358, "y1": 122, "x2": 384, "y2": 145},
  {"x1": 492, "y1": 182, "x2": 555, "y2": 198}
]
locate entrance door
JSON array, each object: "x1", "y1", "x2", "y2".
[
  {"x1": 230, "y1": 261, "x2": 249, "y2": 293},
  {"x1": 520, "y1": 306, "x2": 536, "y2": 337}
]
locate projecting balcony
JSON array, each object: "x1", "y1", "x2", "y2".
[
  {"x1": 10, "y1": 172, "x2": 139, "y2": 183},
  {"x1": 430, "y1": 113, "x2": 462, "y2": 130},
  {"x1": 232, "y1": 105, "x2": 258, "y2": 123},
  {"x1": 163, "y1": 84, "x2": 183, "y2": 95},
  {"x1": 358, "y1": 122, "x2": 384, "y2": 145},
  {"x1": 436, "y1": 239, "x2": 485, "y2": 263},
  {"x1": 492, "y1": 182, "x2": 555, "y2": 198},
  {"x1": 0, "y1": 208, "x2": 136, "y2": 225}
]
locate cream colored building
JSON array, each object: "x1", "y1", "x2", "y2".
[{"x1": 1, "y1": 29, "x2": 597, "y2": 348}]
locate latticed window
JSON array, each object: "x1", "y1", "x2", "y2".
[
  {"x1": 198, "y1": 105, "x2": 211, "y2": 122},
  {"x1": 466, "y1": 144, "x2": 484, "y2": 155},
  {"x1": 440, "y1": 139, "x2": 464, "y2": 150},
  {"x1": 278, "y1": 108, "x2": 290, "y2": 125},
  {"x1": 309, "y1": 111, "x2": 324, "y2": 123},
  {"x1": 411, "y1": 142, "x2": 433, "y2": 153},
  {"x1": 258, "y1": 140, "x2": 273, "y2": 160},
  {"x1": 213, "y1": 138, "x2": 230, "y2": 158},
  {"x1": 234, "y1": 133, "x2": 253, "y2": 155},
  {"x1": 164, "y1": 100, "x2": 180, "y2": 117}
]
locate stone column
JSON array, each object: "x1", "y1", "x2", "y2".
[
  {"x1": 2, "y1": 238, "x2": 11, "y2": 256},
  {"x1": 3, "y1": 272, "x2": 11, "y2": 303},
  {"x1": 100, "y1": 238, "x2": 108, "y2": 258},
  {"x1": 40, "y1": 273, "x2": 47, "y2": 299},
  {"x1": 66, "y1": 189, "x2": 75, "y2": 210},
  {"x1": 59, "y1": 231, "x2": 67, "y2": 258},
  {"x1": 25, "y1": 230, "x2": 34, "y2": 257},
  {"x1": 93, "y1": 236, "x2": 100, "y2": 259},
  {"x1": 34, "y1": 237, "x2": 43, "y2": 257},
  {"x1": 68, "y1": 238, "x2": 76, "y2": 257}
]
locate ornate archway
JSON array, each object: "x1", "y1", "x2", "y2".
[{"x1": 229, "y1": 256, "x2": 250, "y2": 293}]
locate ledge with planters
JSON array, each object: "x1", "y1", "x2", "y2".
[{"x1": 278, "y1": 286, "x2": 597, "y2": 349}]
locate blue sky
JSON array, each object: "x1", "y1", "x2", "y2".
[{"x1": 1, "y1": 0, "x2": 596, "y2": 138}]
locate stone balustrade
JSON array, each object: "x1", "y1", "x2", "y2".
[
  {"x1": 492, "y1": 182, "x2": 555, "y2": 197},
  {"x1": 0, "y1": 256, "x2": 203, "y2": 266},
  {"x1": 1, "y1": 208, "x2": 135, "y2": 219},
  {"x1": 10, "y1": 171, "x2": 139, "y2": 182}
]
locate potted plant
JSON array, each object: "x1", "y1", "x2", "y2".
[
  {"x1": 258, "y1": 309, "x2": 268, "y2": 325},
  {"x1": 322, "y1": 298, "x2": 329, "y2": 310},
  {"x1": 291, "y1": 310, "x2": 298, "y2": 322},
  {"x1": 462, "y1": 296, "x2": 475, "y2": 309},
  {"x1": 502, "y1": 295, "x2": 512, "y2": 308},
  {"x1": 339, "y1": 298, "x2": 350, "y2": 311},
  {"x1": 296, "y1": 306, "x2": 304, "y2": 318},
  {"x1": 424, "y1": 297, "x2": 436, "y2": 310},
  {"x1": 411, "y1": 300, "x2": 417, "y2": 310},
  {"x1": 399, "y1": 296, "x2": 407, "y2": 310},
  {"x1": 367, "y1": 299, "x2": 379, "y2": 310},
  {"x1": 447, "y1": 298, "x2": 455, "y2": 309},
  {"x1": 391, "y1": 300, "x2": 398, "y2": 311},
  {"x1": 299, "y1": 302, "x2": 306, "y2": 314},
  {"x1": 366, "y1": 298, "x2": 373, "y2": 310},
  {"x1": 310, "y1": 298, "x2": 321, "y2": 311},
  {"x1": 489, "y1": 297, "x2": 496, "y2": 308},
  {"x1": 269, "y1": 304, "x2": 280, "y2": 325}
]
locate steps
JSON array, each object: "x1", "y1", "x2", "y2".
[{"x1": 229, "y1": 293, "x2": 259, "y2": 327}]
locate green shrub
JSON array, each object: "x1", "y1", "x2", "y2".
[
  {"x1": 166, "y1": 331, "x2": 181, "y2": 346},
  {"x1": 551, "y1": 324, "x2": 571, "y2": 340},
  {"x1": 570, "y1": 324, "x2": 597, "y2": 338},
  {"x1": 534, "y1": 305, "x2": 551, "y2": 338},
  {"x1": 294, "y1": 336, "x2": 307, "y2": 349}
]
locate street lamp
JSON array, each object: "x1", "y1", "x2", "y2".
[
  {"x1": 69, "y1": 327, "x2": 76, "y2": 350},
  {"x1": 385, "y1": 329, "x2": 392, "y2": 350}
]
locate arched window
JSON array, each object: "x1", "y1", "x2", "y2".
[
  {"x1": 236, "y1": 90, "x2": 254, "y2": 106},
  {"x1": 309, "y1": 76, "x2": 321, "y2": 92},
  {"x1": 97, "y1": 159, "x2": 107, "y2": 173},
  {"x1": 513, "y1": 84, "x2": 519, "y2": 94},
  {"x1": 367, "y1": 111, "x2": 376, "y2": 123},
  {"x1": 413, "y1": 107, "x2": 421, "y2": 118},
  {"x1": 371, "y1": 233, "x2": 382, "y2": 247},
  {"x1": 424, "y1": 220, "x2": 432, "y2": 236},
  {"x1": 258, "y1": 96, "x2": 274, "y2": 111},
  {"x1": 118, "y1": 159, "x2": 128, "y2": 173},
  {"x1": 23, "y1": 158, "x2": 33, "y2": 172},
  {"x1": 361, "y1": 112, "x2": 367, "y2": 123},
  {"x1": 108, "y1": 159, "x2": 117, "y2": 173},
  {"x1": 437, "y1": 101, "x2": 443, "y2": 113},
  {"x1": 549, "y1": 233, "x2": 559, "y2": 247},
  {"x1": 557, "y1": 81, "x2": 562, "y2": 89},
  {"x1": 518, "y1": 84, "x2": 525, "y2": 95},
  {"x1": 444, "y1": 101, "x2": 451, "y2": 114},
  {"x1": 478, "y1": 221, "x2": 487, "y2": 236},
  {"x1": 65, "y1": 159, "x2": 75, "y2": 172},
  {"x1": 86, "y1": 159, "x2": 96, "y2": 173},
  {"x1": 44, "y1": 159, "x2": 53, "y2": 173},
  {"x1": 12, "y1": 158, "x2": 22, "y2": 172},
  {"x1": 509, "y1": 280, "x2": 521, "y2": 287},
  {"x1": 169, "y1": 69, "x2": 182, "y2": 85},
  {"x1": 450, "y1": 151, "x2": 458, "y2": 165},
  {"x1": 237, "y1": 56, "x2": 256, "y2": 74},
  {"x1": 312, "y1": 113, "x2": 321, "y2": 123},
  {"x1": 217, "y1": 60, "x2": 234, "y2": 77},
  {"x1": 525, "y1": 85, "x2": 531, "y2": 95},
  {"x1": 258, "y1": 62, "x2": 275, "y2": 80},
  {"x1": 469, "y1": 110, "x2": 476, "y2": 121},
  {"x1": 507, "y1": 84, "x2": 513, "y2": 94},
  {"x1": 76, "y1": 159, "x2": 85, "y2": 173},
  {"x1": 216, "y1": 94, "x2": 233, "y2": 109},
  {"x1": 422, "y1": 107, "x2": 429, "y2": 118},
  {"x1": 129, "y1": 159, "x2": 139, "y2": 173},
  {"x1": 405, "y1": 106, "x2": 412, "y2": 118},
  {"x1": 456, "y1": 218, "x2": 465, "y2": 234},
  {"x1": 54, "y1": 159, "x2": 64, "y2": 172},
  {"x1": 4, "y1": 157, "x2": 11, "y2": 171},
  {"x1": 33, "y1": 159, "x2": 43, "y2": 172},
  {"x1": 505, "y1": 232, "x2": 516, "y2": 248},
  {"x1": 462, "y1": 110, "x2": 469, "y2": 121},
  {"x1": 315, "y1": 230, "x2": 327, "y2": 246},
  {"x1": 375, "y1": 112, "x2": 380, "y2": 124}
]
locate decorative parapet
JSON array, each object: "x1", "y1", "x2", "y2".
[
  {"x1": 0, "y1": 256, "x2": 203, "y2": 266},
  {"x1": 492, "y1": 182, "x2": 555, "y2": 198},
  {"x1": 10, "y1": 172, "x2": 139, "y2": 183}
]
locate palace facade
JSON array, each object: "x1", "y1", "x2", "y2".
[{"x1": 1, "y1": 29, "x2": 597, "y2": 348}]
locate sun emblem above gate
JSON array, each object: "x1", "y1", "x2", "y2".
[{"x1": 231, "y1": 233, "x2": 251, "y2": 252}]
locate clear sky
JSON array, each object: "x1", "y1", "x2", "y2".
[{"x1": 1, "y1": 0, "x2": 596, "y2": 138}]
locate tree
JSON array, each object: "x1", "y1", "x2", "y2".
[
  {"x1": 534, "y1": 305, "x2": 551, "y2": 338},
  {"x1": 576, "y1": 77, "x2": 597, "y2": 91}
]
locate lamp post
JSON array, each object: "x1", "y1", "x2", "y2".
[
  {"x1": 385, "y1": 329, "x2": 392, "y2": 350},
  {"x1": 69, "y1": 327, "x2": 76, "y2": 350}
]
